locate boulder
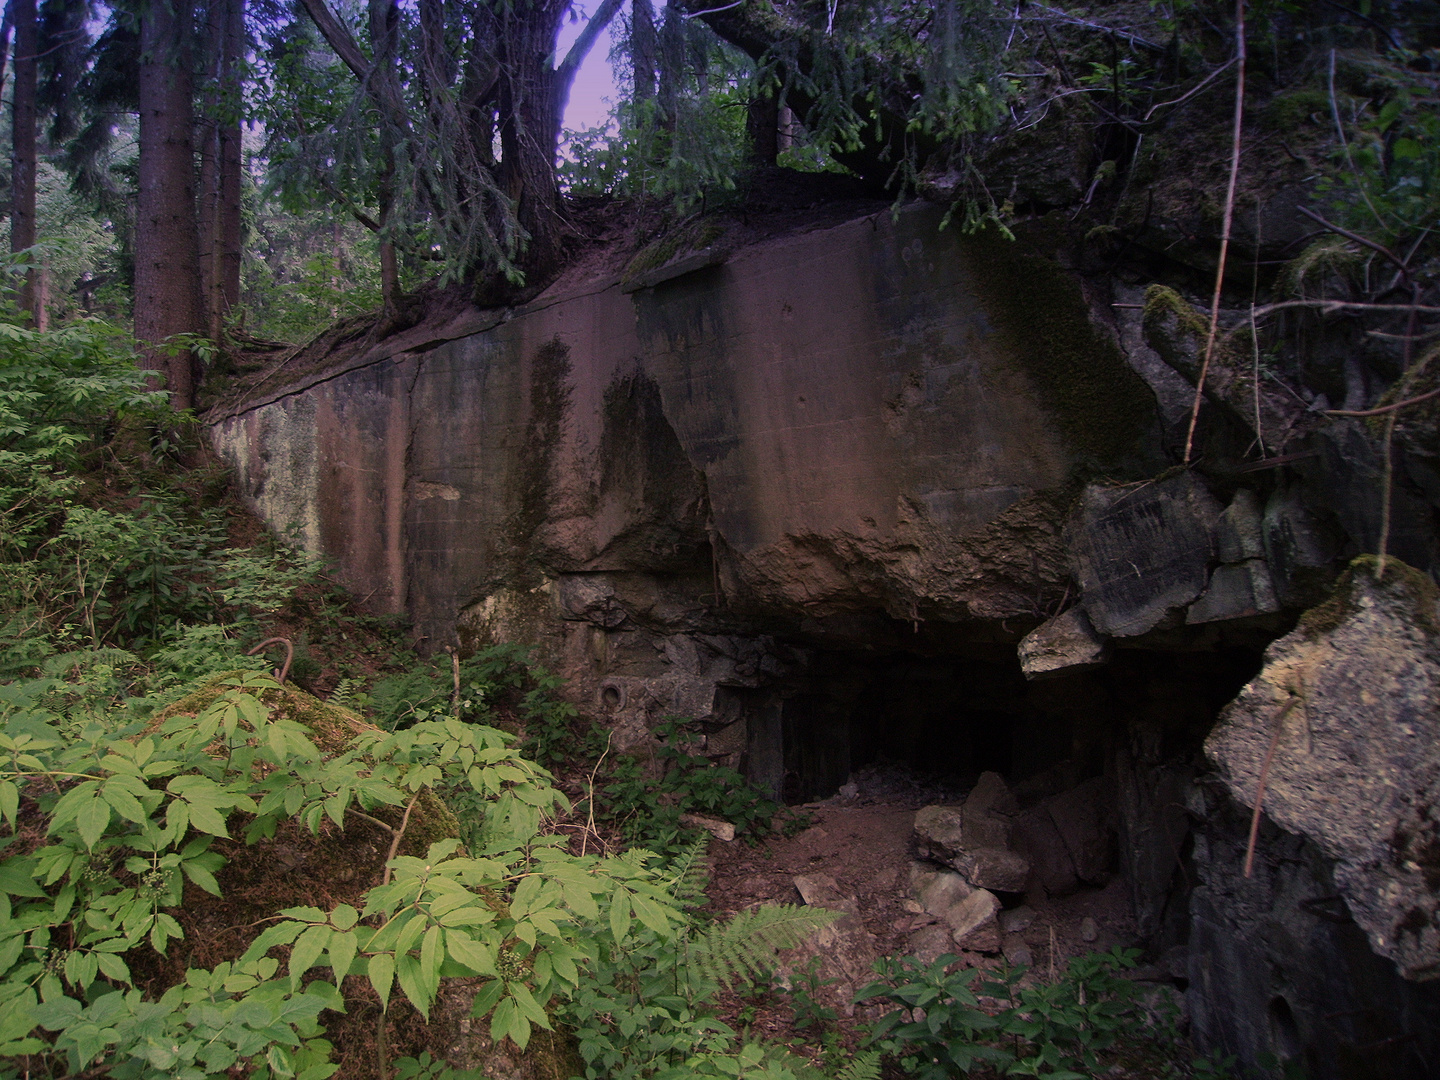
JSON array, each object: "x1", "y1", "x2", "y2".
[
  {"x1": 1018, "y1": 607, "x2": 1111, "y2": 680},
  {"x1": 789, "y1": 873, "x2": 877, "y2": 1016},
  {"x1": 1012, "y1": 806, "x2": 1080, "y2": 896},
  {"x1": 914, "y1": 867, "x2": 973, "y2": 917},
  {"x1": 914, "y1": 805, "x2": 966, "y2": 864},
  {"x1": 1206, "y1": 558, "x2": 1440, "y2": 980},
  {"x1": 954, "y1": 847, "x2": 1032, "y2": 893}
]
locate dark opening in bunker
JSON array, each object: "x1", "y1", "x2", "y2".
[{"x1": 774, "y1": 640, "x2": 1266, "y2": 805}]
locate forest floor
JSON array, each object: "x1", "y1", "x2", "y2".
[{"x1": 692, "y1": 762, "x2": 1192, "y2": 1078}]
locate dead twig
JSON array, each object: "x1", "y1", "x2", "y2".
[
  {"x1": 445, "y1": 645, "x2": 462, "y2": 717},
  {"x1": 247, "y1": 637, "x2": 295, "y2": 684},
  {"x1": 580, "y1": 731, "x2": 613, "y2": 857},
  {"x1": 382, "y1": 790, "x2": 424, "y2": 886},
  {"x1": 1244, "y1": 697, "x2": 1298, "y2": 878},
  {"x1": 1142, "y1": 56, "x2": 1238, "y2": 122},
  {"x1": 1183, "y1": 0, "x2": 1247, "y2": 465}
]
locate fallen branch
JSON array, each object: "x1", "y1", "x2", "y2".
[
  {"x1": 1326, "y1": 384, "x2": 1440, "y2": 417},
  {"x1": 1183, "y1": 0, "x2": 1247, "y2": 465},
  {"x1": 1296, "y1": 205, "x2": 1409, "y2": 278},
  {"x1": 1244, "y1": 697, "x2": 1299, "y2": 878}
]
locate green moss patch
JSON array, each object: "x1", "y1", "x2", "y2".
[
  {"x1": 622, "y1": 219, "x2": 728, "y2": 287},
  {"x1": 962, "y1": 228, "x2": 1155, "y2": 470},
  {"x1": 1298, "y1": 554, "x2": 1440, "y2": 640}
]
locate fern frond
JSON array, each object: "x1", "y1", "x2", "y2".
[
  {"x1": 687, "y1": 904, "x2": 839, "y2": 989},
  {"x1": 662, "y1": 836, "x2": 711, "y2": 908},
  {"x1": 834, "y1": 1050, "x2": 882, "y2": 1080},
  {"x1": 42, "y1": 649, "x2": 139, "y2": 677},
  {"x1": 329, "y1": 677, "x2": 366, "y2": 709}
]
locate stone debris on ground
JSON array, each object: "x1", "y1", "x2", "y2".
[{"x1": 704, "y1": 761, "x2": 1141, "y2": 1020}]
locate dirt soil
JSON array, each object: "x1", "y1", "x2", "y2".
[{"x1": 700, "y1": 761, "x2": 1174, "y2": 1075}]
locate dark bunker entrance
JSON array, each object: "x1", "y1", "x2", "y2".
[{"x1": 770, "y1": 640, "x2": 1266, "y2": 805}]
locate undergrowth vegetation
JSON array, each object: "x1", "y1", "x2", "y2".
[{"x1": 0, "y1": 307, "x2": 1219, "y2": 1080}]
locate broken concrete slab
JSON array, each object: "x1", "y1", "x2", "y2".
[
  {"x1": 1018, "y1": 607, "x2": 1111, "y2": 680},
  {"x1": 1068, "y1": 472, "x2": 1223, "y2": 637},
  {"x1": 1206, "y1": 558, "x2": 1440, "y2": 980},
  {"x1": 1186, "y1": 559, "x2": 1281, "y2": 624}
]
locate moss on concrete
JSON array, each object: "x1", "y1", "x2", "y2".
[
  {"x1": 1298, "y1": 554, "x2": 1440, "y2": 640},
  {"x1": 622, "y1": 219, "x2": 728, "y2": 287},
  {"x1": 962, "y1": 228, "x2": 1155, "y2": 470},
  {"x1": 1141, "y1": 284, "x2": 1210, "y2": 381}
]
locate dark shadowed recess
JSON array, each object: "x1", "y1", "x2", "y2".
[{"x1": 771, "y1": 635, "x2": 1264, "y2": 805}]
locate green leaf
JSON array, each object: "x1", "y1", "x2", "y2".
[
  {"x1": 396, "y1": 954, "x2": 430, "y2": 1019},
  {"x1": 330, "y1": 904, "x2": 359, "y2": 931},
  {"x1": 76, "y1": 796, "x2": 111, "y2": 849},
  {"x1": 0, "y1": 858, "x2": 47, "y2": 898},
  {"x1": 368, "y1": 951, "x2": 395, "y2": 1010},
  {"x1": 444, "y1": 931, "x2": 496, "y2": 976},
  {"x1": 290, "y1": 925, "x2": 332, "y2": 989},
  {"x1": 609, "y1": 888, "x2": 631, "y2": 945},
  {"x1": 0, "y1": 781, "x2": 18, "y2": 828},
  {"x1": 181, "y1": 860, "x2": 221, "y2": 897},
  {"x1": 327, "y1": 931, "x2": 357, "y2": 983},
  {"x1": 508, "y1": 982, "x2": 551, "y2": 1030}
]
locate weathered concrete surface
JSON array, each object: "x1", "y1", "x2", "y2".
[
  {"x1": 1207, "y1": 558, "x2": 1440, "y2": 981},
  {"x1": 211, "y1": 205, "x2": 1166, "y2": 733}
]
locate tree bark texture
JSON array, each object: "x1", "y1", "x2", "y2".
[
  {"x1": 136, "y1": 0, "x2": 205, "y2": 409},
  {"x1": 10, "y1": 0, "x2": 40, "y2": 325},
  {"x1": 199, "y1": 0, "x2": 243, "y2": 341},
  {"x1": 631, "y1": 0, "x2": 657, "y2": 104}
]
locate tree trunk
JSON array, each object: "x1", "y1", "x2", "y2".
[
  {"x1": 205, "y1": 0, "x2": 243, "y2": 341},
  {"x1": 11, "y1": 0, "x2": 39, "y2": 326},
  {"x1": 495, "y1": 0, "x2": 569, "y2": 281},
  {"x1": 136, "y1": 0, "x2": 205, "y2": 410},
  {"x1": 632, "y1": 0, "x2": 656, "y2": 105}
]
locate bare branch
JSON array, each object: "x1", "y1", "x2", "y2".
[
  {"x1": 1184, "y1": 0, "x2": 1246, "y2": 465},
  {"x1": 556, "y1": 0, "x2": 626, "y2": 91},
  {"x1": 1296, "y1": 205, "x2": 1409, "y2": 277}
]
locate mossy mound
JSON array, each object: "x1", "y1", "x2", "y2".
[{"x1": 145, "y1": 670, "x2": 462, "y2": 852}]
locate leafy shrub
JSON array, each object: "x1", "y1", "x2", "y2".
[
  {"x1": 0, "y1": 665, "x2": 850, "y2": 1080},
  {"x1": 0, "y1": 668, "x2": 696, "y2": 1077},
  {"x1": 601, "y1": 720, "x2": 787, "y2": 854},
  {"x1": 857, "y1": 947, "x2": 1166, "y2": 1079}
]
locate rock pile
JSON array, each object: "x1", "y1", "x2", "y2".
[{"x1": 906, "y1": 771, "x2": 1119, "y2": 959}]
